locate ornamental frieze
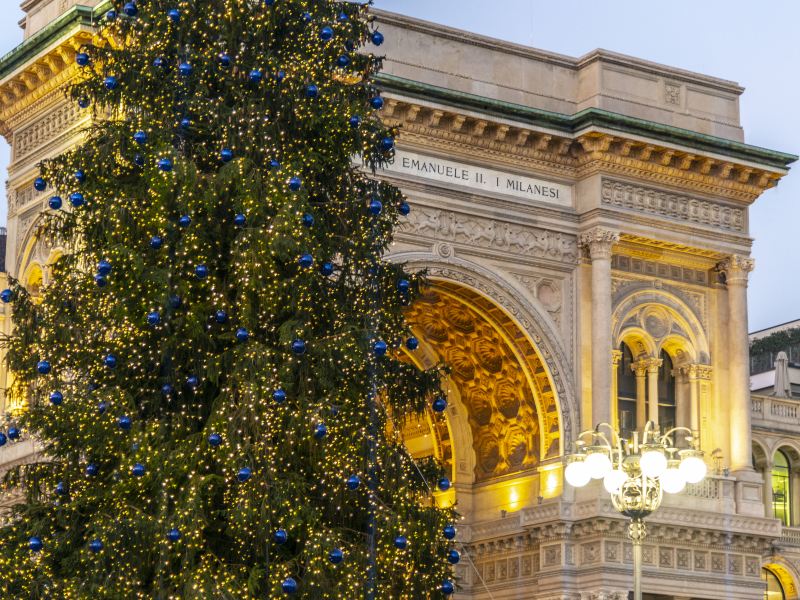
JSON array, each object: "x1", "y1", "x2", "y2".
[
  {"x1": 12, "y1": 100, "x2": 83, "y2": 162},
  {"x1": 397, "y1": 206, "x2": 579, "y2": 264},
  {"x1": 601, "y1": 178, "x2": 746, "y2": 233}
]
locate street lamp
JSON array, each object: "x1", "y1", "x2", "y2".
[{"x1": 564, "y1": 422, "x2": 706, "y2": 600}]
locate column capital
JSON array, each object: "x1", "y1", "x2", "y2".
[
  {"x1": 631, "y1": 359, "x2": 649, "y2": 377},
  {"x1": 681, "y1": 363, "x2": 713, "y2": 380},
  {"x1": 642, "y1": 357, "x2": 663, "y2": 374},
  {"x1": 611, "y1": 349, "x2": 623, "y2": 366},
  {"x1": 717, "y1": 254, "x2": 754, "y2": 286},
  {"x1": 579, "y1": 227, "x2": 619, "y2": 260}
]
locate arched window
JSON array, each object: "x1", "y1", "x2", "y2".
[
  {"x1": 763, "y1": 567, "x2": 786, "y2": 599},
  {"x1": 773, "y1": 450, "x2": 792, "y2": 526},
  {"x1": 617, "y1": 343, "x2": 637, "y2": 438},
  {"x1": 657, "y1": 350, "x2": 676, "y2": 430}
]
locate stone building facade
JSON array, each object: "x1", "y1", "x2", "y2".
[{"x1": 0, "y1": 2, "x2": 798, "y2": 598}]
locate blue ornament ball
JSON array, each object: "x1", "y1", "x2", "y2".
[
  {"x1": 291, "y1": 339, "x2": 307, "y2": 355},
  {"x1": 97, "y1": 401, "x2": 107, "y2": 415},
  {"x1": 34, "y1": 177, "x2": 47, "y2": 191},
  {"x1": 48, "y1": 196, "x2": 62, "y2": 210},
  {"x1": 152, "y1": 57, "x2": 166, "y2": 69},
  {"x1": 275, "y1": 70, "x2": 286, "y2": 82},
  {"x1": 320, "y1": 26, "x2": 334, "y2": 41},
  {"x1": 8, "y1": 427, "x2": 20, "y2": 440},
  {"x1": 104, "y1": 76, "x2": 118, "y2": 90},
  {"x1": 237, "y1": 467, "x2": 252, "y2": 482},
  {"x1": 368, "y1": 198, "x2": 382, "y2": 215},
  {"x1": 0, "y1": 289, "x2": 13, "y2": 303},
  {"x1": 0, "y1": 432, "x2": 7, "y2": 447},
  {"x1": 169, "y1": 294, "x2": 183, "y2": 309},
  {"x1": 349, "y1": 115, "x2": 362, "y2": 129},
  {"x1": 167, "y1": 528, "x2": 181, "y2": 542},
  {"x1": 167, "y1": 8, "x2": 180, "y2": 22},
  {"x1": 179, "y1": 117, "x2": 191, "y2": 129},
  {"x1": 406, "y1": 337, "x2": 419, "y2": 350},
  {"x1": 373, "y1": 340, "x2": 387, "y2": 356},
  {"x1": 432, "y1": 397, "x2": 447, "y2": 412},
  {"x1": 269, "y1": 159, "x2": 281, "y2": 170},
  {"x1": 208, "y1": 433, "x2": 222, "y2": 447},
  {"x1": 305, "y1": 84, "x2": 319, "y2": 98},
  {"x1": 69, "y1": 192, "x2": 85, "y2": 207},
  {"x1": 329, "y1": 548, "x2": 344, "y2": 564},
  {"x1": 76, "y1": 52, "x2": 90, "y2": 66},
  {"x1": 158, "y1": 158, "x2": 173, "y2": 172},
  {"x1": 106, "y1": 9, "x2": 117, "y2": 20},
  {"x1": 282, "y1": 578, "x2": 298, "y2": 594},
  {"x1": 313, "y1": 423, "x2": 327, "y2": 439},
  {"x1": 272, "y1": 388, "x2": 287, "y2": 403},
  {"x1": 50, "y1": 391, "x2": 63, "y2": 406},
  {"x1": 438, "y1": 477, "x2": 451, "y2": 492},
  {"x1": 219, "y1": 53, "x2": 231, "y2": 68},
  {"x1": 337, "y1": 11, "x2": 348, "y2": 22},
  {"x1": 371, "y1": 31, "x2": 385, "y2": 46},
  {"x1": 249, "y1": 69, "x2": 263, "y2": 83},
  {"x1": 133, "y1": 130, "x2": 147, "y2": 144},
  {"x1": 394, "y1": 535, "x2": 408, "y2": 550},
  {"x1": 220, "y1": 148, "x2": 234, "y2": 162},
  {"x1": 75, "y1": 170, "x2": 86, "y2": 183},
  {"x1": 123, "y1": 2, "x2": 138, "y2": 17},
  {"x1": 29, "y1": 537, "x2": 43, "y2": 552},
  {"x1": 447, "y1": 549, "x2": 461, "y2": 564},
  {"x1": 147, "y1": 311, "x2": 160, "y2": 326},
  {"x1": 399, "y1": 202, "x2": 411, "y2": 216},
  {"x1": 85, "y1": 463, "x2": 99, "y2": 476},
  {"x1": 55, "y1": 481, "x2": 67, "y2": 495},
  {"x1": 288, "y1": 176, "x2": 302, "y2": 192},
  {"x1": 380, "y1": 137, "x2": 395, "y2": 152},
  {"x1": 150, "y1": 235, "x2": 163, "y2": 249},
  {"x1": 302, "y1": 11, "x2": 312, "y2": 22},
  {"x1": 215, "y1": 310, "x2": 228, "y2": 324},
  {"x1": 132, "y1": 463, "x2": 146, "y2": 477},
  {"x1": 178, "y1": 62, "x2": 193, "y2": 77},
  {"x1": 441, "y1": 580, "x2": 455, "y2": 595},
  {"x1": 104, "y1": 354, "x2": 117, "y2": 369},
  {"x1": 302, "y1": 213, "x2": 315, "y2": 227},
  {"x1": 320, "y1": 261, "x2": 334, "y2": 276},
  {"x1": 89, "y1": 539, "x2": 104, "y2": 553},
  {"x1": 273, "y1": 529, "x2": 288, "y2": 544},
  {"x1": 78, "y1": 97, "x2": 91, "y2": 108},
  {"x1": 336, "y1": 55, "x2": 351, "y2": 68},
  {"x1": 370, "y1": 96, "x2": 384, "y2": 110},
  {"x1": 397, "y1": 279, "x2": 410, "y2": 294},
  {"x1": 179, "y1": 215, "x2": 191, "y2": 227},
  {"x1": 346, "y1": 474, "x2": 361, "y2": 490},
  {"x1": 186, "y1": 375, "x2": 199, "y2": 388},
  {"x1": 37, "y1": 360, "x2": 51, "y2": 374},
  {"x1": 195, "y1": 264, "x2": 209, "y2": 279},
  {"x1": 236, "y1": 327, "x2": 250, "y2": 342},
  {"x1": 118, "y1": 415, "x2": 132, "y2": 430},
  {"x1": 97, "y1": 260, "x2": 112, "y2": 276},
  {"x1": 134, "y1": 154, "x2": 145, "y2": 167},
  {"x1": 234, "y1": 213, "x2": 246, "y2": 227},
  {"x1": 161, "y1": 384, "x2": 174, "y2": 396},
  {"x1": 298, "y1": 253, "x2": 313, "y2": 268}
]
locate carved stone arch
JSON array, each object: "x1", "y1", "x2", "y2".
[
  {"x1": 387, "y1": 250, "x2": 578, "y2": 450},
  {"x1": 612, "y1": 283, "x2": 710, "y2": 364},
  {"x1": 17, "y1": 213, "x2": 65, "y2": 288},
  {"x1": 764, "y1": 557, "x2": 800, "y2": 600},
  {"x1": 752, "y1": 438, "x2": 770, "y2": 469},
  {"x1": 618, "y1": 328, "x2": 657, "y2": 359},
  {"x1": 772, "y1": 441, "x2": 800, "y2": 467}
]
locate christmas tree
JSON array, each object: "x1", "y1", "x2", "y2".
[{"x1": 0, "y1": 1, "x2": 458, "y2": 597}]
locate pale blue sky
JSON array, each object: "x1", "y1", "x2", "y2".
[{"x1": 1, "y1": 1, "x2": 798, "y2": 330}]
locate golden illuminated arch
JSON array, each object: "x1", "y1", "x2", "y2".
[
  {"x1": 402, "y1": 281, "x2": 560, "y2": 484},
  {"x1": 764, "y1": 560, "x2": 800, "y2": 600}
]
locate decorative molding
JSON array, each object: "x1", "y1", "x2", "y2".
[
  {"x1": 397, "y1": 206, "x2": 579, "y2": 265},
  {"x1": 601, "y1": 178, "x2": 746, "y2": 233},
  {"x1": 611, "y1": 253, "x2": 712, "y2": 287},
  {"x1": 12, "y1": 99, "x2": 82, "y2": 161}
]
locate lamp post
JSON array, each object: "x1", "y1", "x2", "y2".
[{"x1": 564, "y1": 422, "x2": 707, "y2": 600}]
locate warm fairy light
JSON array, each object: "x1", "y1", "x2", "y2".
[{"x1": 0, "y1": 0, "x2": 457, "y2": 597}]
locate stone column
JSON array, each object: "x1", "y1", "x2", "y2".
[
  {"x1": 646, "y1": 358, "x2": 663, "y2": 427},
  {"x1": 580, "y1": 228, "x2": 619, "y2": 428},
  {"x1": 763, "y1": 462, "x2": 773, "y2": 519},
  {"x1": 633, "y1": 361, "x2": 648, "y2": 431},
  {"x1": 611, "y1": 349, "x2": 622, "y2": 431},
  {"x1": 719, "y1": 255, "x2": 755, "y2": 473},
  {"x1": 674, "y1": 365, "x2": 688, "y2": 430}
]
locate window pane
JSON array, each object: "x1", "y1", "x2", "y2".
[
  {"x1": 763, "y1": 568, "x2": 786, "y2": 600},
  {"x1": 772, "y1": 451, "x2": 791, "y2": 526}
]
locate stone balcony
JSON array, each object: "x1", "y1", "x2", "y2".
[{"x1": 752, "y1": 394, "x2": 800, "y2": 434}]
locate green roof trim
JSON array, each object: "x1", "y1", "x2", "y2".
[
  {"x1": 376, "y1": 73, "x2": 797, "y2": 171},
  {"x1": 0, "y1": 1, "x2": 112, "y2": 81}
]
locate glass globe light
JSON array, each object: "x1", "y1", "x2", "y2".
[
  {"x1": 565, "y1": 458, "x2": 591, "y2": 488},
  {"x1": 585, "y1": 450, "x2": 612, "y2": 479},
  {"x1": 640, "y1": 447, "x2": 668, "y2": 478},
  {"x1": 679, "y1": 454, "x2": 707, "y2": 484},
  {"x1": 661, "y1": 461, "x2": 686, "y2": 494},
  {"x1": 603, "y1": 468, "x2": 628, "y2": 494}
]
